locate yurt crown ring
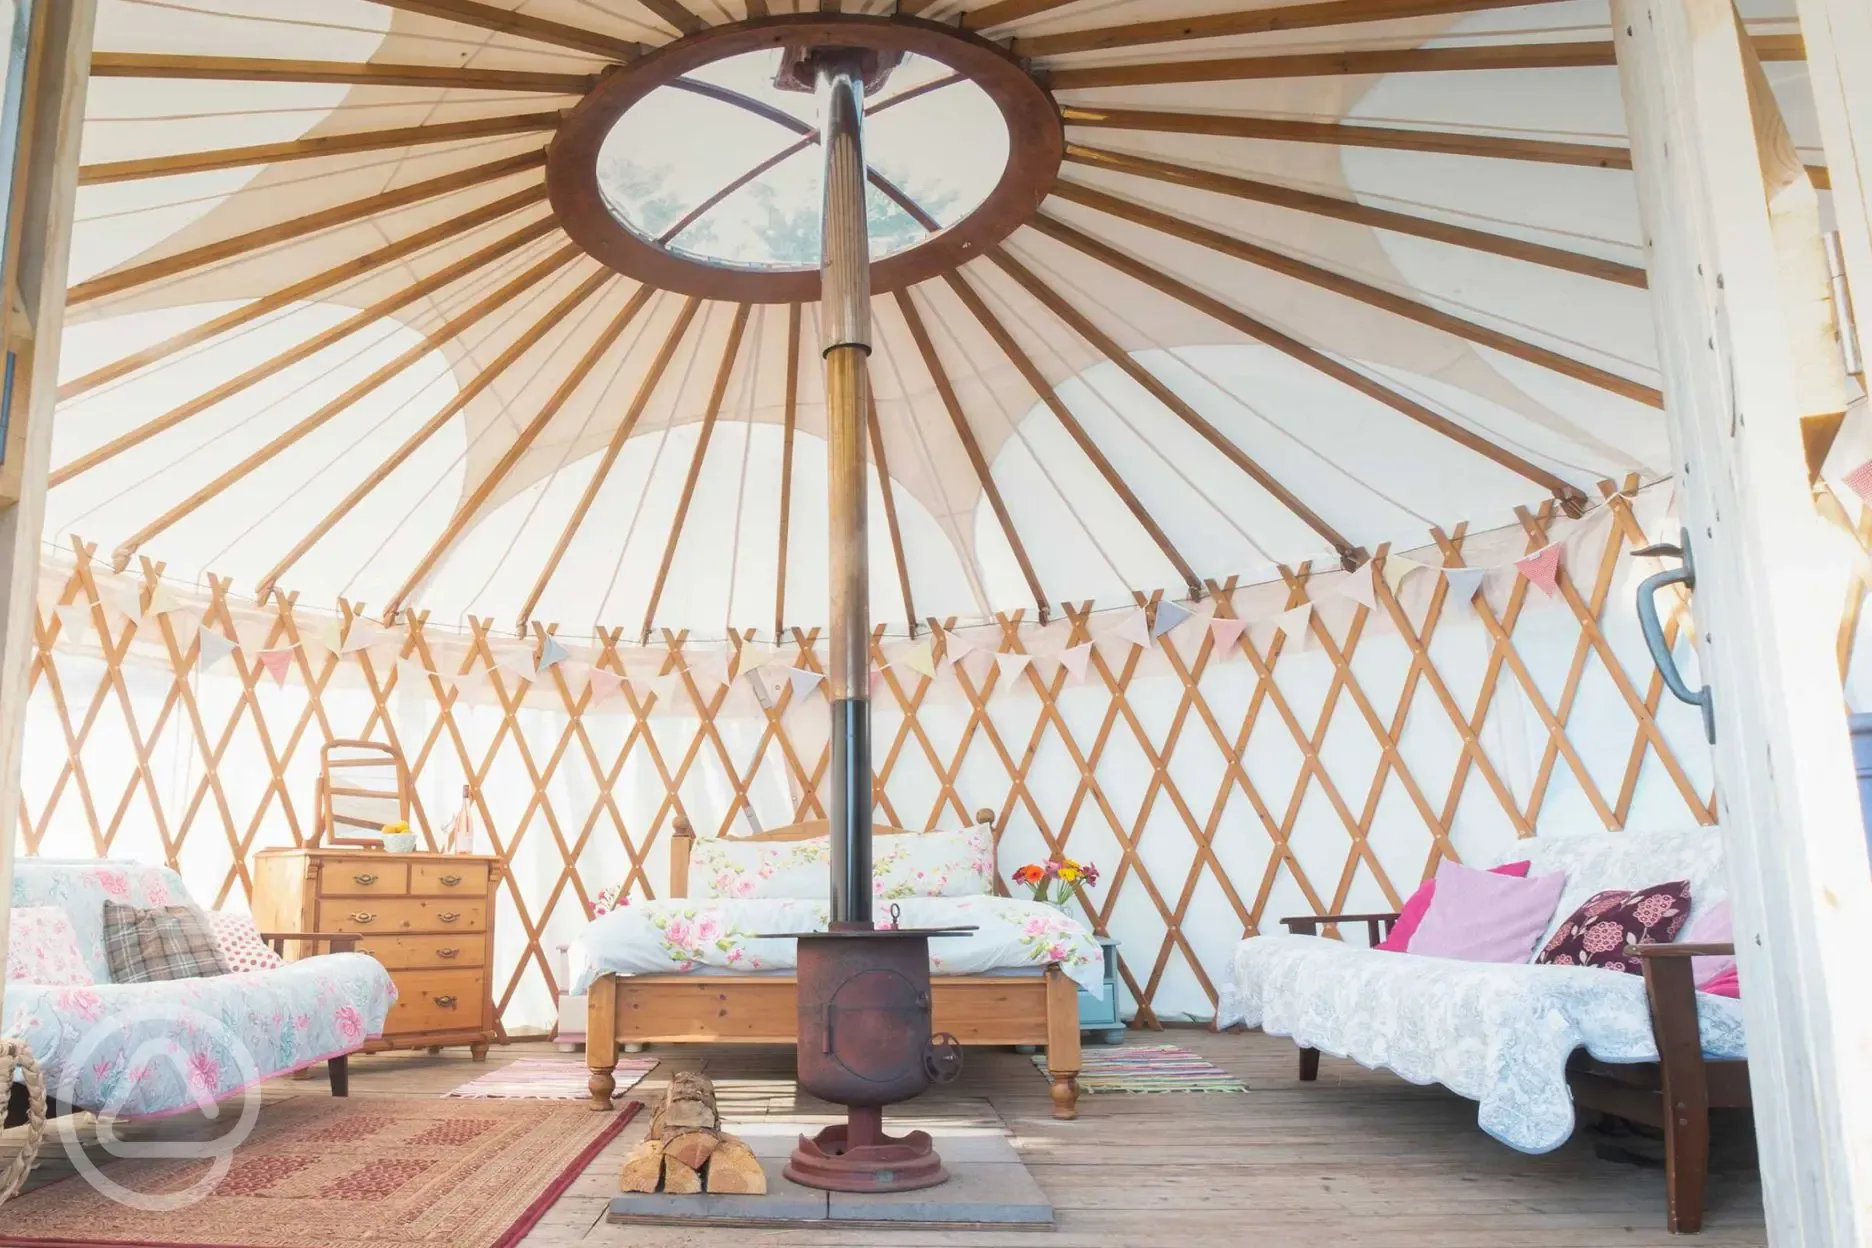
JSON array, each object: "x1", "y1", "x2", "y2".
[{"x1": 545, "y1": 13, "x2": 1063, "y2": 303}]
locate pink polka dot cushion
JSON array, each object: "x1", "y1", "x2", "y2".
[
  {"x1": 206, "y1": 910, "x2": 286, "y2": 974},
  {"x1": 1534, "y1": 880, "x2": 1693, "y2": 975}
]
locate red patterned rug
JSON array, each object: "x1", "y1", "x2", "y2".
[{"x1": 0, "y1": 1096, "x2": 638, "y2": 1248}]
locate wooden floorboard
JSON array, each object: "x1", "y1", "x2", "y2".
[{"x1": 1, "y1": 1030, "x2": 1765, "y2": 1246}]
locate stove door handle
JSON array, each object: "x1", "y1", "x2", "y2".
[{"x1": 823, "y1": 1004, "x2": 836, "y2": 1055}]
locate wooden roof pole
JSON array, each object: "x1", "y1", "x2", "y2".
[
  {"x1": 987, "y1": 246, "x2": 1361, "y2": 559},
  {"x1": 78, "y1": 111, "x2": 563, "y2": 185},
  {"x1": 518, "y1": 294, "x2": 703, "y2": 631},
  {"x1": 866, "y1": 388, "x2": 917, "y2": 635},
  {"x1": 106, "y1": 243, "x2": 582, "y2": 572},
  {"x1": 1022, "y1": 216, "x2": 1587, "y2": 505},
  {"x1": 88, "y1": 53, "x2": 598, "y2": 94},
  {"x1": 383, "y1": 284, "x2": 657, "y2": 619},
  {"x1": 1047, "y1": 185, "x2": 1663, "y2": 406},
  {"x1": 894, "y1": 288, "x2": 1048, "y2": 619},
  {"x1": 1063, "y1": 145, "x2": 1646, "y2": 287},
  {"x1": 52, "y1": 219, "x2": 567, "y2": 485},
  {"x1": 639, "y1": 304, "x2": 751, "y2": 642},
  {"x1": 775, "y1": 303, "x2": 801, "y2": 639},
  {"x1": 370, "y1": 0, "x2": 644, "y2": 61},
  {"x1": 1042, "y1": 34, "x2": 1806, "y2": 87},
  {"x1": 256, "y1": 267, "x2": 613, "y2": 601},
  {"x1": 67, "y1": 149, "x2": 547, "y2": 307},
  {"x1": 940, "y1": 269, "x2": 1203, "y2": 598},
  {"x1": 636, "y1": 0, "x2": 707, "y2": 36},
  {"x1": 60, "y1": 184, "x2": 549, "y2": 401}
]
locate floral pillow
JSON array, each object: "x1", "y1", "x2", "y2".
[
  {"x1": 691, "y1": 825, "x2": 994, "y2": 901},
  {"x1": 1534, "y1": 880, "x2": 1692, "y2": 975},
  {"x1": 6, "y1": 906, "x2": 94, "y2": 986},
  {"x1": 206, "y1": 910, "x2": 285, "y2": 974}
]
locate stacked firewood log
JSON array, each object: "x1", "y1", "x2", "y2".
[{"x1": 618, "y1": 1071, "x2": 766, "y2": 1195}]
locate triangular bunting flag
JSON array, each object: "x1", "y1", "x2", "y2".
[
  {"x1": 1515, "y1": 545, "x2": 1564, "y2": 597},
  {"x1": 312, "y1": 620, "x2": 345, "y2": 657},
  {"x1": 537, "y1": 633, "x2": 570, "y2": 671},
  {"x1": 451, "y1": 668, "x2": 490, "y2": 699},
  {"x1": 1208, "y1": 616, "x2": 1248, "y2": 656},
  {"x1": 146, "y1": 584, "x2": 188, "y2": 617},
  {"x1": 1273, "y1": 603, "x2": 1313, "y2": 648},
  {"x1": 1846, "y1": 460, "x2": 1872, "y2": 504},
  {"x1": 1440, "y1": 566, "x2": 1488, "y2": 608},
  {"x1": 899, "y1": 639, "x2": 936, "y2": 678},
  {"x1": 586, "y1": 668, "x2": 625, "y2": 705},
  {"x1": 195, "y1": 629, "x2": 237, "y2": 673},
  {"x1": 1058, "y1": 642, "x2": 1093, "y2": 683},
  {"x1": 257, "y1": 648, "x2": 294, "y2": 687},
  {"x1": 52, "y1": 603, "x2": 91, "y2": 642},
  {"x1": 1111, "y1": 608, "x2": 1151, "y2": 649},
  {"x1": 1150, "y1": 599, "x2": 1193, "y2": 639},
  {"x1": 786, "y1": 666, "x2": 824, "y2": 702},
  {"x1": 1380, "y1": 555, "x2": 1420, "y2": 597},
  {"x1": 397, "y1": 657, "x2": 435, "y2": 688},
  {"x1": 941, "y1": 628, "x2": 978, "y2": 660},
  {"x1": 995, "y1": 652, "x2": 1032, "y2": 683},
  {"x1": 341, "y1": 619, "x2": 385, "y2": 653},
  {"x1": 98, "y1": 582, "x2": 143, "y2": 625},
  {"x1": 1339, "y1": 561, "x2": 1379, "y2": 610},
  {"x1": 687, "y1": 651, "x2": 730, "y2": 693},
  {"x1": 494, "y1": 646, "x2": 538, "y2": 680}
]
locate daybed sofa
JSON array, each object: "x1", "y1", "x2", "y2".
[
  {"x1": 1220, "y1": 827, "x2": 1746, "y2": 1233},
  {"x1": 4, "y1": 860, "x2": 398, "y2": 1121}
]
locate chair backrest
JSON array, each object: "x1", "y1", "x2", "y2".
[
  {"x1": 1498, "y1": 827, "x2": 1728, "y2": 952},
  {"x1": 10, "y1": 859, "x2": 197, "y2": 983},
  {"x1": 667, "y1": 809, "x2": 997, "y2": 899},
  {"x1": 315, "y1": 740, "x2": 411, "y2": 847}
]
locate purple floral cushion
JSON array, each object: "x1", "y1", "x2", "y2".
[{"x1": 1534, "y1": 880, "x2": 1692, "y2": 975}]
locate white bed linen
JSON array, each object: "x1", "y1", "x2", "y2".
[{"x1": 571, "y1": 897, "x2": 1104, "y2": 994}]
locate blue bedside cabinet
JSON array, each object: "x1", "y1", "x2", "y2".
[{"x1": 1078, "y1": 935, "x2": 1125, "y2": 1045}]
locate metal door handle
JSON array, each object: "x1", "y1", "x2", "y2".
[
  {"x1": 434, "y1": 995, "x2": 457, "y2": 1008},
  {"x1": 437, "y1": 911, "x2": 460, "y2": 923},
  {"x1": 1635, "y1": 530, "x2": 1715, "y2": 743},
  {"x1": 438, "y1": 874, "x2": 462, "y2": 886},
  {"x1": 436, "y1": 948, "x2": 459, "y2": 959},
  {"x1": 353, "y1": 873, "x2": 378, "y2": 886},
  {"x1": 350, "y1": 912, "x2": 375, "y2": 924}
]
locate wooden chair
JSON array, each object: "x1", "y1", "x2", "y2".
[{"x1": 312, "y1": 740, "x2": 410, "y2": 847}]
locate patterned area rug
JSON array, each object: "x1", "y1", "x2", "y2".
[
  {"x1": 1032, "y1": 1044, "x2": 1248, "y2": 1093},
  {"x1": 445, "y1": 1056, "x2": 657, "y2": 1100},
  {"x1": 0, "y1": 1096, "x2": 639, "y2": 1248}
]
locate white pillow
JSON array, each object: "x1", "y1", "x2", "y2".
[{"x1": 692, "y1": 825, "x2": 994, "y2": 901}]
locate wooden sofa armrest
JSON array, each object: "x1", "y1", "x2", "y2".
[
  {"x1": 1628, "y1": 942, "x2": 1735, "y2": 959},
  {"x1": 260, "y1": 931, "x2": 362, "y2": 955},
  {"x1": 1281, "y1": 912, "x2": 1402, "y2": 944}
]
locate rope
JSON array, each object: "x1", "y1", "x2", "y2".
[{"x1": 0, "y1": 1037, "x2": 46, "y2": 1205}]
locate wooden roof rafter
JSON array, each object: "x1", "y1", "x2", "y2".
[
  {"x1": 384, "y1": 283, "x2": 660, "y2": 621},
  {"x1": 1063, "y1": 144, "x2": 1645, "y2": 287},
  {"x1": 368, "y1": 0, "x2": 645, "y2": 62},
  {"x1": 88, "y1": 53, "x2": 600, "y2": 94},
  {"x1": 78, "y1": 110, "x2": 564, "y2": 186},
  {"x1": 52, "y1": 216, "x2": 570, "y2": 486},
  {"x1": 60, "y1": 183, "x2": 551, "y2": 402},
  {"x1": 635, "y1": 0, "x2": 708, "y2": 37},
  {"x1": 1047, "y1": 184, "x2": 1662, "y2": 405},
  {"x1": 865, "y1": 387, "x2": 918, "y2": 635},
  {"x1": 256, "y1": 266, "x2": 618, "y2": 602},
  {"x1": 893, "y1": 287, "x2": 1049, "y2": 621},
  {"x1": 987, "y1": 245, "x2": 1360, "y2": 561},
  {"x1": 67, "y1": 149, "x2": 548, "y2": 307},
  {"x1": 940, "y1": 268, "x2": 1203, "y2": 598},
  {"x1": 1019, "y1": 216, "x2": 1588, "y2": 509},
  {"x1": 640, "y1": 303, "x2": 753, "y2": 642},
  {"x1": 518, "y1": 294, "x2": 706, "y2": 632}
]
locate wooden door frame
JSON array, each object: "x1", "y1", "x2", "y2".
[{"x1": 1613, "y1": 3, "x2": 1872, "y2": 1242}]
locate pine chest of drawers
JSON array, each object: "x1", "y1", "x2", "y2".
[{"x1": 252, "y1": 849, "x2": 504, "y2": 1057}]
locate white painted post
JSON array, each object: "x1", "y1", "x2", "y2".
[
  {"x1": 1794, "y1": 0, "x2": 1872, "y2": 373},
  {"x1": 1612, "y1": 2, "x2": 1872, "y2": 1241},
  {"x1": 0, "y1": 0, "x2": 98, "y2": 1023}
]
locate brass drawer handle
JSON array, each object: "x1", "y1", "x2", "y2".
[
  {"x1": 433, "y1": 995, "x2": 458, "y2": 1008},
  {"x1": 353, "y1": 872, "x2": 378, "y2": 886},
  {"x1": 437, "y1": 911, "x2": 460, "y2": 923},
  {"x1": 438, "y1": 874, "x2": 462, "y2": 887},
  {"x1": 350, "y1": 912, "x2": 375, "y2": 924},
  {"x1": 436, "y1": 948, "x2": 459, "y2": 959}
]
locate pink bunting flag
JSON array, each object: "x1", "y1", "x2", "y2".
[
  {"x1": 1208, "y1": 615, "x2": 1247, "y2": 656},
  {"x1": 1845, "y1": 459, "x2": 1872, "y2": 504},
  {"x1": 1110, "y1": 607, "x2": 1151, "y2": 649},
  {"x1": 587, "y1": 668, "x2": 625, "y2": 705},
  {"x1": 1515, "y1": 544, "x2": 1564, "y2": 598},
  {"x1": 256, "y1": 648, "x2": 294, "y2": 687}
]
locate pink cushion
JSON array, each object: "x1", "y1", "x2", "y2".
[
  {"x1": 206, "y1": 910, "x2": 285, "y2": 974},
  {"x1": 1406, "y1": 860, "x2": 1567, "y2": 963},
  {"x1": 1682, "y1": 899, "x2": 1736, "y2": 989},
  {"x1": 1700, "y1": 965, "x2": 1740, "y2": 998},
  {"x1": 1377, "y1": 860, "x2": 1530, "y2": 952},
  {"x1": 6, "y1": 906, "x2": 94, "y2": 986}
]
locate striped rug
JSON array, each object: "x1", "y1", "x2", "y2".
[
  {"x1": 1031, "y1": 1044, "x2": 1247, "y2": 1094},
  {"x1": 445, "y1": 1055, "x2": 657, "y2": 1100}
]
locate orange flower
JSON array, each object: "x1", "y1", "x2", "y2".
[{"x1": 1012, "y1": 864, "x2": 1044, "y2": 886}]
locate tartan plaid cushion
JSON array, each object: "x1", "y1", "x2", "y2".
[{"x1": 101, "y1": 902, "x2": 231, "y2": 983}]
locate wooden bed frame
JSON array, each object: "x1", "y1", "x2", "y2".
[{"x1": 585, "y1": 813, "x2": 1083, "y2": 1119}]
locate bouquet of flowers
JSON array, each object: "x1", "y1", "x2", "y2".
[{"x1": 1011, "y1": 856, "x2": 1100, "y2": 908}]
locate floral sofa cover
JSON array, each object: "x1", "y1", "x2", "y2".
[
  {"x1": 1218, "y1": 828, "x2": 1747, "y2": 1154},
  {"x1": 4, "y1": 860, "x2": 397, "y2": 1118}
]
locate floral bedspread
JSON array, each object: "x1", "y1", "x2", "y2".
[
  {"x1": 572, "y1": 896, "x2": 1104, "y2": 994},
  {"x1": 1219, "y1": 935, "x2": 1747, "y2": 1154}
]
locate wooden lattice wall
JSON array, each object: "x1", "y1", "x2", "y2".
[{"x1": 16, "y1": 480, "x2": 1734, "y2": 1028}]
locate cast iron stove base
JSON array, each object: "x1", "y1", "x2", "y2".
[{"x1": 783, "y1": 1106, "x2": 948, "y2": 1192}]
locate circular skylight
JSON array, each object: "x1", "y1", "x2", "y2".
[{"x1": 594, "y1": 50, "x2": 1010, "y2": 273}]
